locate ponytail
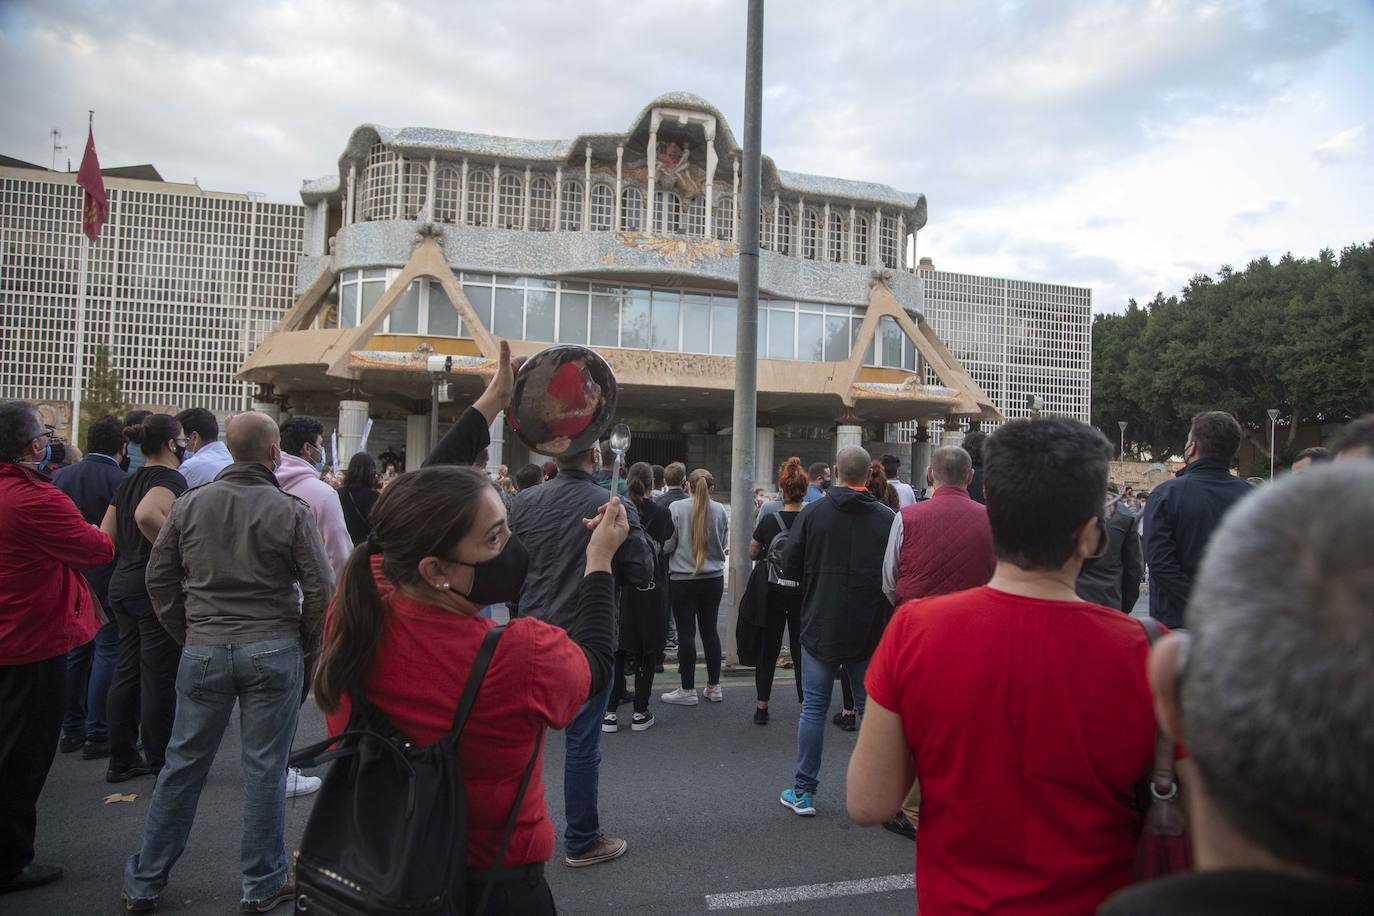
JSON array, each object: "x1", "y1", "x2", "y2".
[
  {"x1": 688, "y1": 469, "x2": 714, "y2": 574},
  {"x1": 312, "y1": 542, "x2": 385, "y2": 714}
]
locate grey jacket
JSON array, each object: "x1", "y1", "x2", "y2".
[
  {"x1": 146, "y1": 462, "x2": 335, "y2": 649},
  {"x1": 665, "y1": 496, "x2": 729, "y2": 580},
  {"x1": 508, "y1": 467, "x2": 654, "y2": 632}
]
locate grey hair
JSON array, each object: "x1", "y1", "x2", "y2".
[
  {"x1": 835, "y1": 445, "x2": 871, "y2": 485},
  {"x1": 1182, "y1": 462, "x2": 1374, "y2": 881},
  {"x1": 0, "y1": 401, "x2": 43, "y2": 462},
  {"x1": 929, "y1": 445, "x2": 972, "y2": 486}
]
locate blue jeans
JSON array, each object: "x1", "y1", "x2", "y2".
[
  {"x1": 62, "y1": 617, "x2": 119, "y2": 742},
  {"x1": 123, "y1": 638, "x2": 303, "y2": 904},
  {"x1": 564, "y1": 680, "x2": 612, "y2": 854},
  {"x1": 794, "y1": 648, "x2": 869, "y2": 796}
]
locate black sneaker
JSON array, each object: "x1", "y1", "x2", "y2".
[
  {"x1": 601, "y1": 712, "x2": 618, "y2": 733},
  {"x1": 831, "y1": 710, "x2": 857, "y2": 732},
  {"x1": 82, "y1": 739, "x2": 111, "y2": 760},
  {"x1": 882, "y1": 813, "x2": 917, "y2": 840},
  {"x1": 753, "y1": 706, "x2": 769, "y2": 725},
  {"x1": 106, "y1": 763, "x2": 154, "y2": 783},
  {"x1": 631, "y1": 712, "x2": 654, "y2": 731},
  {"x1": 59, "y1": 733, "x2": 84, "y2": 754},
  {"x1": 0, "y1": 864, "x2": 63, "y2": 894}
]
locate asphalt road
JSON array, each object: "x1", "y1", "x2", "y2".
[{"x1": 18, "y1": 669, "x2": 916, "y2": 916}]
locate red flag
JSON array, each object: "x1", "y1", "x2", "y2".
[{"x1": 76, "y1": 126, "x2": 108, "y2": 242}]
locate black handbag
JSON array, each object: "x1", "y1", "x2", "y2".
[{"x1": 289, "y1": 625, "x2": 543, "y2": 915}]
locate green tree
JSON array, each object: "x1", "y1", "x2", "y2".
[{"x1": 81, "y1": 343, "x2": 125, "y2": 426}]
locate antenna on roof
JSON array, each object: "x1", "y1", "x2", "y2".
[{"x1": 49, "y1": 128, "x2": 67, "y2": 171}]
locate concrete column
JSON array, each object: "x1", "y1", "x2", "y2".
[
  {"x1": 731, "y1": 157, "x2": 740, "y2": 240},
  {"x1": 487, "y1": 411, "x2": 506, "y2": 477},
  {"x1": 252, "y1": 401, "x2": 281, "y2": 424},
  {"x1": 345, "y1": 163, "x2": 356, "y2": 225},
  {"x1": 836, "y1": 423, "x2": 863, "y2": 456},
  {"x1": 773, "y1": 192, "x2": 781, "y2": 253},
  {"x1": 754, "y1": 427, "x2": 775, "y2": 490},
  {"x1": 405, "y1": 414, "x2": 429, "y2": 472},
  {"x1": 394, "y1": 155, "x2": 405, "y2": 220},
  {"x1": 822, "y1": 202, "x2": 831, "y2": 261},
  {"x1": 849, "y1": 204, "x2": 857, "y2": 264},
  {"x1": 554, "y1": 165, "x2": 563, "y2": 228},
  {"x1": 460, "y1": 157, "x2": 469, "y2": 223},
  {"x1": 897, "y1": 213, "x2": 907, "y2": 269},
  {"x1": 647, "y1": 112, "x2": 660, "y2": 235},
  {"x1": 522, "y1": 165, "x2": 531, "y2": 230},
  {"x1": 911, "y1": 421, "x2": 932, "y2": 495},
  {"x1": 873, "y1": 208, "x2": 882, "y2": 266},
  {"x1": 316, "y1": 201, "x2": 328, "y2": 255},
  {"x1": 615, "y1": 145, "x2": 624, "y2": 229},
  {"x1": 338, "y1": 399, "x2": 369, "y2": 463},
  {"x1": 583, "y1": 144, "x2": 592, "y2": 231},
  {"x1": 490, "y1": 161, "x2": 501, "y2": 228},
  {"x1": 426, "y1": 154, "x2": 437, "y2": 222}
]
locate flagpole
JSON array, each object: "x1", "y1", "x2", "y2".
[{"x1": 71, "y1": 232, "x2": 89, "y2": 446}]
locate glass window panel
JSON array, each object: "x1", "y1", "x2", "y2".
[
  {"x1": 527, "y1": 277, "x2": 557, "y2": 291},
  {"x1": 682, "y1": 301, "x2": 710, "y2": 353},
  {"x1": 798, "y1": 313, "x2": 823, "y2": 361},
  {"x1": 562, "y1": 281, "x2": 590, "y2": 292},
  {"x1": 495, "y1": 275, "x2": 524, "y2": 289},
  {"x1": 559, "y1": 292, "x2": 589, "y2": 344},
  {"x1": 360, "y1": 278, "x2": 385, "y2": 320},
  {"x1": 462, "y1": 284, "x2": 492, "y2": 337},
  {"x1": 823, "y1": 315, "x2": 849, "y2": 361},
  {"x1": 881, "y1": 318, "x2": 904, "y2": 367},
  {"x1": 340, "y1": 283, "x2": 359, "y2": 329},
  {"x1": 591, "y1": 294, "x2": 619, "y2": 346},
  {"x1": 712, "y1": 302, "x2": 736, "y2": 356},
  {"x1": 362, "y1": 268, "x2": 386, "y2": 281},
  {"x1": 493, "y1": 286, "x2": 524, "y2": 339},
  {"x1": 621, "y1": 288, "x2": 651, "y2": 349},
  {"x1": 429, "y1": 282, "x2": 460, "y2": 337},
  {"x1": 651, "y1": 290, "x2": 680, "y2": 351},
  {"x1": 904, "y1": 336, "x2": 917, "y2": 371},
  {"x1": 389, "y1": 280, "x2": 420, "y2": 334},
  {"x1": 525, "y1": 287, "x2": 555, "y2": 342},
  {"x1": 767, "y1": 308, "x2": 795, "y2": 359},
  {"x1": 461, "y1": 273, "x2": 493, "y2": 285}
]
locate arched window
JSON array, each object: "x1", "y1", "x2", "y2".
[
  {"x1": 497, "y1": 173, "x2": 523, "y2": 229},
  {"x1": 686, "y1": 197, "x2": 707, "y2": 237},
  {"x1": 465, "y1": 170, "x2": 492, "y2": 227},
  {"x1": 712, "y1": 195, "x2": 733, "y2": 241},
  {"x1": 800, "y1": 208, "x2": 821, "y2": 260},
  {"x1": 620, "y1": 187, "x2": 645, "y2": 231},
  {"x1": 777, "y1": 206, "x2": 794, "y2": 256},
  {"x1": 654, "y1": 191, "x2": 684, "y2": 234},
  {"x1": 528, "y1": 176, "x2": 554, "y2": 231},
  {"x1": 759, "y1": 206, "x2": 775, "y2": 250},
  {"x1": 853, "y1": 215, "x2": 870, "y2": 265},
  {"x1": 560, "y1": 179, "x2": 583, "y2": 230},
  {"x1": 361, "y1": 142, "x2": 397, "y2": 222},
  {"x1": 827, "y1": 210, "x2": 848, "y2": 263},
  {"x1": 879, "y1": 214, "x2": 899, "y2": 268},
  {"x1": 590, "y1": 184, "x2": 615, "y2": 230},
  {"x1": 401, "y1": 161, "x2": 428, "y2": 220},
  {"x1": 434, "y1": 165, "x2": 461, "y2": 223}
]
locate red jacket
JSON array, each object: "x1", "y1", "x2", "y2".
[
  {"x1": 0, "y1": 462, "x2": 114, "y2": 665},
  {"x1": 891, "y1": 485, "x2": 995, "y2": 605}
]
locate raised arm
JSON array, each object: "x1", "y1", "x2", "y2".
[{"x1": 425, "y1": 339, "x2": 516, "y2": 467}]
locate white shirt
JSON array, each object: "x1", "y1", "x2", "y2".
[
  {"x1": 891, "y1": 480, "x2": 917, "y2": 508},
  {"x1": 178, "y1": 440, "x2": 233, "y2": 488}
]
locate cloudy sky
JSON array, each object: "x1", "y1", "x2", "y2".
[{"x1": 2, "y1": 0, "x2": 1371, "y2": 312}]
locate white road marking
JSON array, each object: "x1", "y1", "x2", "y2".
[{"x1": 704, "y1": 873, "x2": 914, "y2": 910}]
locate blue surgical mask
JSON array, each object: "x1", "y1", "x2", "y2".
[
  {"x1": 37, "y1": 443, "x2": 53, "y2": 471},
  {"x1": 314, "y1": 456, "x2": 327, "y2": 474}
]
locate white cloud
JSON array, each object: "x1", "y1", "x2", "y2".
[{"x1": 1313, "y1": 124, "x2": 1367, "y2": 162}]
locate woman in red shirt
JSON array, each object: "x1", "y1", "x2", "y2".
[{"x1": 313, "y1": 464, "x2": 625, "y2": 916}]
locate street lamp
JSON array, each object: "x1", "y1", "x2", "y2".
[
  {"x1": 1118, "y1": 420, "x2": 1127, "y2": 459},
  {"x1": 1266, "y1": 408, "x2": 1280, "y2": 479}
]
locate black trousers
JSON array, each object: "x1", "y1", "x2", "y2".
[
  {"x1": 669, "y1": 577, "x2": 724, "y2": 689},
  {"x1": 0, "y1": 655, "x2": 65, "y2": 881},
  {"x1": 608, "y1": 651, "x2": 658, "y2": 715},
  {"x1": 465, "y1": 868, "x2": 556, "y2": 915},
  {"x1": 106, "y1": 595, "x2": 181, "y2": 770},
  {"x1": 755, "y1": 589, "x2": 803, "y2": 704}
]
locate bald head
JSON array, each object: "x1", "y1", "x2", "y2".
[
  {"x1": 226, "y1": 412, "x2": 280, "y2": 466},
  {"x1": 836, "y1": 445, "x2": 871, "y2": 486},
  {"x1": 930, "y1": 445, "x2": 973, "y2": 487}
]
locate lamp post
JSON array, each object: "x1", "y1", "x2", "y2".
[
  {"x1": 1266, "y1": 408, "x2": 1279, "y2": 479},
  {"x1": 1118, "y1": 420, "x2": 1127, "y2": 459}
]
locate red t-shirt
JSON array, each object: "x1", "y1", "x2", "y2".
[
  {"x1": 865, "y1": 586, "x2": 1157, "y2": 915},
  {"x1": 324, "y1": 577, "x2": 590, "y2": 869}
]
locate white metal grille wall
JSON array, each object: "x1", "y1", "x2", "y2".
[
  {"x1": 891, "y1": 268, "x2": 1092, "y2": 444},
  {"x1": 0, "y1": 174, "x2": 303, "y2": 416}
]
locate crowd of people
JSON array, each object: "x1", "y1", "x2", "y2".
[{"x1": 3, "y1": 345, "x2": 1374, "y2": 913}]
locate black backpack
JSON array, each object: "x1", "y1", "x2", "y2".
[
  {"x1": 765, "y1": 512, "x2": 800, "y2": 591},
  {"x1": 288, "y1": 626, "x2": 543, "y2": 915}
]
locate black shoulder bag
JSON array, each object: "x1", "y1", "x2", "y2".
[{"x1": 289, "y1": 625, "x2": 545, "y2": 915}]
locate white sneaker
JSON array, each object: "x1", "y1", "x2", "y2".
[
  {"x1": 703, "y1": 684, "x2": 723, "y2": 703},
  {"x1": 660, "y1": 687, "x2": 699, "y2": 706},
  {"x1": 285, "y1": 767, "x2": 321, "y2": 798}
]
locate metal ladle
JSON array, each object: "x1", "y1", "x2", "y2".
[{"x1": 608, "y1": 423, "x2": 631, "y2": 499}]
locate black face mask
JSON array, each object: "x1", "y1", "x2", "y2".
[
  {"x1": 820, "y1": 478, "x2": 831, "y2": 491},
  {"x1": 173, "y1": 443, "x2": 188, "y2": 463},
  {"x1": 454, "y1": 533, "x2": 529, "y2": 606}
]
